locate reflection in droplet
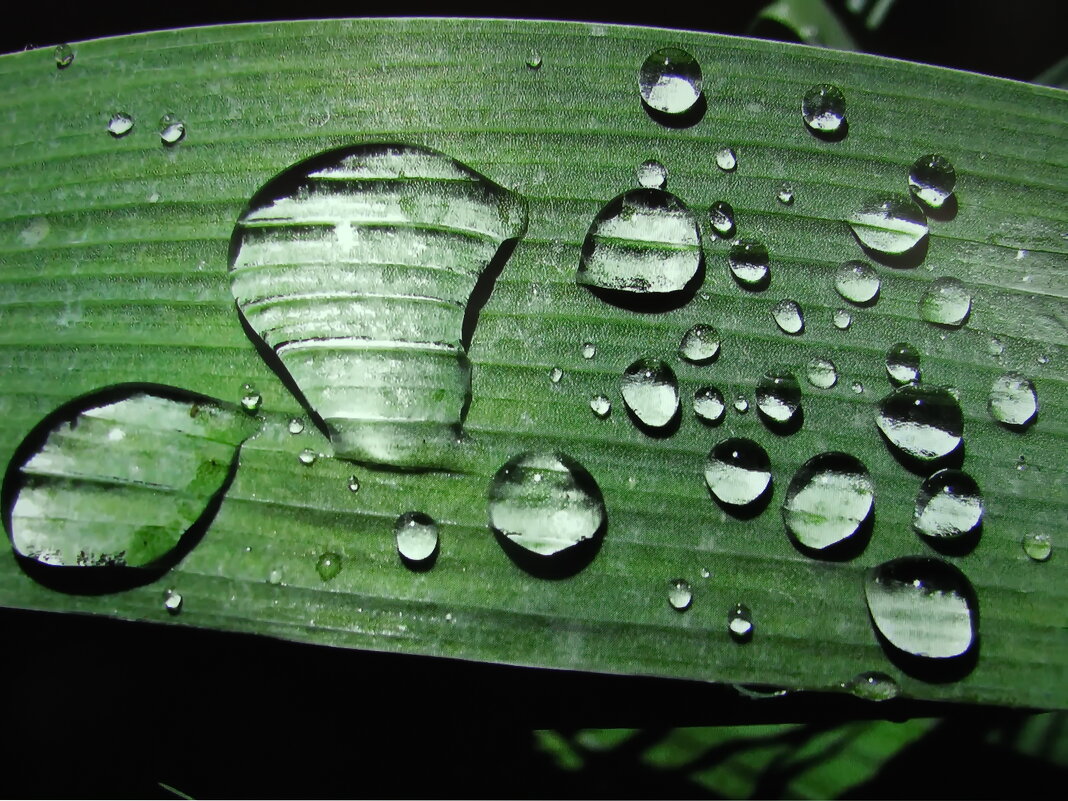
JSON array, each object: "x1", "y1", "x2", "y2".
[
  {"x1": 708, "y1": 201, "x2": 736, "y2": 237},
  {"x1": 876, "y1": 384, "x2": 963, "y2": 462},
  {"x1": 590, "y1": 395, "x2": 612, "y2": 419},
  {"x1": 637, "y1": 160, "x2": 668, "y2": 189},
  {"x1": 395, "y1": 512, "x2": 439, "y2": 564},
  {"x1": 801, "y1": 84, "x2": 846, "y2": 134},
  {"x1": 771, "y1": 299, "x2": 804, "y2": 334},
  {"x1": 885, "y1": 342, "x2": 921, "y2": 386},
  {"x1": 693, "y1": 386, "x2": 726, "y2": 424},
  {"x1": 107, "y1": 112, "x2": 134, "y2": 137},
  {"x1": 728, "y1": 604, "x2": 754, "y2": 641},
  {"x1": 920, "y1": 277, "x2": 971, "y2": 327},
  {"x1": 845, "y1": 671, "x2": 900, "y2": 701},
  {"x1": 756, "y1": 369, "x2": 801, "y2": 423},
  {"x1": 316, "y1": 552, "x2": 342, "y2": 581},
  {"x1": 988, "y1": 373, "x2": 1037, "y2": 427},
  {"x1": 783, "y1": 453, "x2": 874, "y2": 551},
  {"x1": 908, "y1": 154, "x2": 956, "y2": 209},
  {"x1": 705, "y1": 438, "x2": 771, "y2": 507},
  {"x1": 668, "y1": 578, "x2": 693, "y2": 611},
  {"x1": 715, "y1": 147, "x2": 737, "y2": 172},
  {"x1": 807, "y1": 358, "x2": 838, "y2": 389},
  {"x1": 621, "y1": 358, "x2": 679, "y2": 429},
  {"x1": 638, "y1": 47, "x2": 703, "y2": 116},
  {"x1": 835, "y1": 260, "x2": 880, "y2": 304},
  {"x1": 914, "y1": 469, "x2": 983, "y2": 540},
  {"x1": 848, "y1": 196, "x2": 928, "y2": 255},
  {"x1": 679, "y1": 324, "x2": 720, "y2": 364},
  {"x1": 728, "y1": 240, "x2": 769, "y2": 288},
  {"x1": 1022, "y1": 532, "x2": 1052, "y2": 562}
]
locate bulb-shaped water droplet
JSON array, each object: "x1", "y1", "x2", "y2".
[
  {"x1": 637, "y1": 160, "x2": 667, "y2": 189},
  {"x1": 589, "y1": 395, "x2": 612, "y2": 419},
  {"x1": 162, "y1": 588, "x2": 183, "y2": 614},
  {"x1": 728, "y1": 240, "x2": 770, "y2": 288},
  {"x1": 705, "y1": 438, "x2": 772, "y2": 507},
  {"x1": 807, "y1": 358, "x2": 838, "y2": 389},
  {"x1": 920, "y1": 277, "x2": 971, "y2": 327},
  {"x1": 783, "y1": 453, "x2": 874, "y2": 551},
  {"x1": 849, "y1": 196, "x2": 928, "y2": 255},
  {"x1": 728, "y1": 603, "x2": 754, "y2": 641},
  {"x1": 581, "y1": 342, "x2": 597, "y2": 360},
  {"x1": 638, "y1": 47, "x2": 703, "y2": 116},
  {"x1": 694, "y1": 386, "x2": 726, "y2": 424},
  {"x1": 914, "y1": 469, "x2": 983, "y2": 541},
  {"x1": 54, "y1": 43, "x2": 74, "y2": 69},
  {"x1": 316, "y1": 552, "x2": 342, "y2": 581},
  {"x1": 668, "y1": 578, "x2": 693, "y2": 611},
  {"x1": 835, "y1": 260, "x2": 880, "y2": 304},
  {"x1": 756, "y1": 369, "x2": 802, "y2": 423},
  {"x1": 107, "y1": 112, "x2": 134, "y2": 137},
  {"x1": 844, "y1": 672, "x2": 899, "y2": 701},
  {"x1": 776, "y1": 183, "x2": 795, "y2": 205},
  {"x1": 1022, "y1": 532, "x2": 1052, "y2": 562},
  {"x1": 395, "y1": 511, "x2": 439, "y2": 565},
  {"x1": 908, "y1": 154, "x2": 956, "y2": 209},
  {"x1": 159, "y1": 113, "x2": 186, "y2": 145},
  {"x1": 801, "y1": 84, "x2": 846, "y2": 134},
  {"x1": 771, "y1": 299, "x2": 804, "y2": 334},
  {"x1": 885, "y1": 342, "x2": 921, "y2": 386},
  {"x1": 833, "y1": 309, "x2": 853, "y2": 330},
  {"x1": 876, "y1": 384, "x2": 963, "y2": 462},
  {"x1": 708, "y1": 201, "x2": 736, "y2": 237},
  {"x1": 679, "y1": 324, "x2": 721, "y2": 364},
  {"x1": 715, "y1": 147, "x2": 737, "y2": 172},
  {"x1": 988, "y1": 373, "x2": 1037, "y2": 427},
  {"x1": 621, "y1": 358, "x2": 680, "y2": 429}
]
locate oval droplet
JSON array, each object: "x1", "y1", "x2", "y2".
[
  {"x1": 678, "y1": 324, "x2": 721, "y2": 364},
  {"x1": 488, "y1": 452, "x2": 606, "y2": 558},
  {"x1": 1022, "y1": 532, "x2": 1052, "y2": 562},
  {"x1": 848, "y1": 196, "x2": 928, "y2": 255},
  {"x1": 919, "y1": 277, "x2": 971, "y2": 327},
  {"x1": 589, "y1": 395, "x2": 612, "y2": 419},
  {"x1": 845, "y1": 672, "x2": 900, "y2": 702},
  {"x1": 638, "y1": 47, "x2": 703, "y2": 116},
  {"x1": 288, "y1": 417, "x2": 305, "y2": 435},
  {"x1": 801, "y1": 84, "x2": 846, "y2": 134},
  {"x1": 107, "y1": 112, "x2": 134, "y2": 138},
  {"x1": 162, "y1": 588, "x2": 183, "y2": 615},
  {"x1": 864, "y1": 557, "x2": 977, "y2": 659},
  {"x1": 395, "y1": 511, "x2": 439, "y2": 565},
  {"x1": 549, "y1": 367, "x2": 563, "y2": 384},
  {"x1": 733, "y1": 395, "x2": 750, "y2": 414},
  {"x1": 885, "y1": 342, "x2": 921, "y2": 386},
  {"x1": 159, "y1": 113, "x2": 186, "y2": 145},
  {"x1": 240, "y1": 383, "x2": 262, "y2": 413},
  {"x1": 806, "y1": 358, "x2": 838, "y2": 389},
  {"x1": 835, "y1": 260, "x2": 880, "y2": 305},
  {"x1": 668, "y1": 578, "x2": 693, "y2": 611},
  {"x1": 776, "y1": 183, "x2": 795, "y2": 205},
  {"x1": 715, "y1": 147, "x2": 737, "y2": 172},
  {"x1": 988, "y1": 373, "x2": 1038, "y2": 427},
  {"x1": 783, "y1": 453, "x2": 874, "y2": 551},
  {"x1": 708, "y1": 200, "x2": 736, "y2": 237},
  {"x1": 728, "y1": 603, "x2": 754, "y2": 641},
  {"x1": 832, "y1": 309, "x2": 853, "y2": 330},
  {"x1": 914, "y1": 469, "x2": 983, "y2": 540},
  {"x1": 728, "y1": 240, "x2": 770, "y2": 288},
  {"x1": 705, "y1": 438, "x2": 772, "y2": 507},
  {"x1": 316, "y1": 552, "x2": 342, "y2": 581},
  {"x1": 771, "y1": 299, "x2": 804, "y2": 334},
  {"x1": 637, "y1": 160, "x2": 667, "y2": 189},
  {"x1": 851, "y1": 381, "x2": 865, "y2": 394},
  {"x1": 693, "y1": 386, "x2": 726, "y2": 424},
  {"x1": 908, "y1": 154, "x2": 956, "y2": 209},
  {"x1": 756, "y1": 369, "x2": 802, "y2": 424},
  {"x1": 54, "y1": 43, "x2": 74, "y2": 69},
  {"x1": 526, "y1": 50, "x2": 542, "y2": 70},
  {"x1": 876, "y1": 384, "x2": 963, "y2": 462},
  {"x1": 298, "y1": 448, "x2": 317, "y2": 466},
  {"x1": 621, "y1": 358, "x2": 680, "y2": 429},
  {"x1": 581, "y1": 342, "x2": 597, "y2": 359}
]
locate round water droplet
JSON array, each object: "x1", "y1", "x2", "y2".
[
  {"x1": 988, "y1": 373, "x2": 1037, "y2": 427},
  {"x1": 914, "y1": 469, "x2": 983, "y2": 541},
  {"x1": 885, "y1": 342, "x2": 921, "y2": 386},
  {"x1": 705, "y1": 438, "x2": 772, "y2": 507},
  {"x1": 728, "y1": 603, "x2": 754, "y2": 641},
  {"x1": 864, "y1": 557, "x2": 977, "y2": 659},
  {"x1": 549, "y1": 367, "x2": 563, "y2": 384},
  {"x1": 908, "y1": 154, "x2": 956, "y2": 209},
  {"x1": 709, "y1": 201, "x2": 736, "y2": 237},
  {"x1": 783, "y1": 453, "x2": 874, "y2": 551},
  {"x1": 240, "y1": 384, "x2": 261, "y2": 413},
  {"x1": 733, "y1": 395, "x2": 750, "y2": 413},
  {"x1": 694, "y1": 386, "x2": 726, "y2": 424},
  {"x1": 54, "y1": 43, "x2": 74, "y2": 69},
  {"x1": 347, "y1": 474, "x2": 360, "y2": 492},
  {"x1": 678, "y1": 324, "x2": 721, "y2": 364},
  {"x1": 668, "y1": 578, "x2": 693, "y2": 611},
  {"x1": 488, "y1": 452, "x2": 606, "y2": 557},
  {"x1": 876, "y1": 384, "x2": 963, "y2": 462},
  {"x1": 801, "y1": 84, "x2": 846, "y2": 134},
  {"x1": 776, "y1": 183, "x2": 795, "y2": 205},
  {"x1": 771, "y1": 299, "x2": 804, "y2": 334},
  {"x1": 639, "y1": 47, "x2": 703, "y2": 116},
  {"x1": 107, "y1": 112, "x2": 134, "y2": 137},
  {"x1": 756, "y1": 369, "x2": 801, "y2": 424},
  {"x1": 268, "y1": 569, "x2": 283, "y2": 585},
  {"x1": 1022, "y1": 532, "x2": 1052, "y2": 562},
  {"x1": 590, "y1": 395, "x2": 612, "y2": 419},
  {"x1": 159, "y1": 113, "x2": 186, "y2": 145},
  {"x1": 988, "y1": 337, "x2": 1005, "y2": 357},
  {"x1": 298, "y1": 448, "x2": 317, "y2": 465},
  {"x1": 849, "y1": 196, "x2": 929, "y2": 255},
  {"x1": 833, "y1": 309, "x2": 853, "y2": 330},
  {"x1": 526, "y1": 50, "x2": 542, "y2": 70},
  {"x1": 162, "y1": 588, "x2": 183, "y2": 615},
  {"x1": 728, "y1": 240, "x2": 770, "y2": 288},
  {"x1": 637, "y1": 160, "x2": 667, "y2": 189},
  {"x1": 920, "y1": 277, "x2": 971, "y2": 327},
  {"x1": 715, "y1": 147, "x2": 738, "y2": 172},
  {"x1": 851, "y1": 381, "x2": 864, "y2": 394},
  {"x1": 288, "y1": 417, "x2": 305, "y2": 435},
  {"x1": 621, "y1": 358, "x2": 680, "y2": 429},
  {"x1": 845, "y1": 672, "x2": 899, "y2": 702},
  {"x1": 316, "y1": 552, "x2": 342, "y2": 581},
  {"x1": 807, "y1": 358, "x2": 838, "y2": 389},
  {"x1": 395, "y1": 511, "x2": 439, "y2": 564},
  {"x1": 581, "y1": 342, "x2": 597, "y2": 359},
  {"x1": 835, "y1": 260, "x2": 881, "y2": 305}
]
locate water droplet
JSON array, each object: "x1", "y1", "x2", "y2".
[
  {"x1": 988, "y1": 373, "x2": 1037, "y2": 427},
  {"x1": 526, "y1": 50, "x2": 542, "y2": 70},
  {"x1": 621, "y1": 358, "x2": 680, "y2": 429},
  {"x1": 578, "y1": 189, "x2": 702, "y2": 303},
  {"x1": 1022, "y1": 532, "x2": 1052, "y2": 562},
  {"x1": 700, "y1": 568, "x2": 711, "y2": 579},
  {"x1": 694, "y1": 386, "x2": 726, "y2": 424},
  {"x1": 833, "y1": 309, "x2": 853, "y2": 330},
  {"x1": 783, "y1": 453, "x2": 874, "y2": 551},
  {"x1": 708, "y1": 201, "x2": 736, "y2": 237},
  {"x1": 590, "y1": 395, "x2": 612, "y2": 419},
  {"x1": 776, "y1": 183, "x2": 795, "y2": 205},
  {"x1": 914, "y1": 469, "x2": 983, "y2": 540},
  {"x1": 806, "y1": 358, "x2": 838, "y2": 389},
  {"x1": 581, "y1": 342, "x2": 597, "y2": 359},
  {"x1": 845, "y1": 672, "x2": 899, "y2": 702},
  {"x1": 316, "y1": 552, "x2": 342, "y2": 581},
  {"x1": 908, "y1": 154, "x2": 956, "y2": 209},
  {"x1": 54, "y1": 43, "x2": 74, "y2": 69},
  {"x1": 848, "y1": 196, "x2": 928, "y2": 255},
  {"x1": 864, "y1": 557, "x2": 977, "y2": 659},
  {"x1": 162, "y1": 588, "x2": 183, "y2": 615},
  {"x1": 395, "y1": 512, "x2": 439, "y2": 564},
  {"x1": 159, "y1": 113, "x2": 186, "y2": 145},
  {"x1": 639, "y1": 47, "x2": 703, "y2": 116},
  {"x1": 668, "y1": 578, "x2": 693, "y2": 611},
  {"x1": 801, "y1": 84, "x2": 846, "y2": 134},
  {"x1": 678, "y1": 324, "x2": 721, "y2": 364},
  {"x1": 728, "y1": 603, "x2": 754, "y2": 641},
  {"x1": 549, "y1": 367, "x2": 563, "y2": 384},
  {"x1": 771, "y1": 299, "x2": 804, "y2": 334},
  {"x1": 268, "y1": 568, "x2": 283, "y2": 585},
  {"x1": 885, "y1": 342, "x2": 921, "y2": 386},
  {"x1": 107, "y1": 112, "x2": 134, "y2": 137},
  {"x1": 347, "y1": 474, "x2": 360, "y2": 492},
  {"x1": 238, "y1": 383, "x2": 261, "y2": 413},
  {"x1": 756, "y1": 369, "x2": 801, "y2": 424},
  {"x1": 728, "y1": 240, "x2": 770, "y2": 288},
  {"x1": 733, "y1": 395, "x2": 750, "y2": 413},
  {"x1": 876, "y1": 384, "x2": 963, "y2": 462},
  {"x1": 637, "y1": 160, "x2": 667, "y2": 189},
  {"x1": 835, "y1": 260, "x2": 881, "y2": 305},
  {"x1": 851, "y1": 381, "x2": 864, "y2": 394},
  {"x1": 919, "y1": 277, "x2": 971, "y2": 327},
  {"x1": 987, "y1": 338, "x2": 1005, "y2": 357},
  {"x1": 705, "y1": 438, "x2": 772, "y2": 507},
  {"x1": 715, "y1": 147, "x2": 738, "y2": 172},
  {"x1": 1037, "y1": 354, "x2": 1050, "y2": 365},
  {"x1": 288, "y1": 417, "x2": 305, "y2": 435},
  {"x1": 298, "y1": 448, "x2": 317, "y2": 465},
  {"x1": 488, "y1": 452, "x2": 606, "y2": 557}
]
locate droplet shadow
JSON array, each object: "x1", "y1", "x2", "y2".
[
  {"x1": 582, "y1": 255, "x2": 705, "y2": 314},
  {"x1": 708, "y1": 481, "x2": 774, "y2": 521},
  {"x1": 787, "y1": 506, "x2": 874, "y2": 562},
  {"x1": 642, "y1": 93, "x2": 707, "y2": 129},
  {"x1": 625, "y1": 403, "x2": 682, "y2": 439},
  {"x1": 870, "y1": 619, "x2": 980, "y2": 684},
  {"x1": 854, "y1": 234, "x2": 930, "y2": 269},
  {"x1": 462, "y1": 236, "x2": 521, "y2": 353},
  {"x1": 880, "y1": 435, "x2": 965, "y2": 477},
  {"x1": 758, "y1": 406, "x2": 804, "y2": 436},
  {"x1": 493, "y1": 520, "x2": 605, "y2": 580},
  {"x1": 807, "y1": 119, "x2": 850, "y2": 143},
  {"x1": 917, "y1": 521, "x2": 981, "y2": 557},
  {"x1": 918, "y1": 192, "x2": 958, "y2": 223}
]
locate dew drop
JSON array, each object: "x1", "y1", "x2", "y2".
[
  {"x1": 637, "y1": 160, "x2": 667, "y2": 189},
  {"x1": 708, "y1": 201, "x2": 736, "y2": 237},
  {"x1": 678, "y1": 324, "x2": 721, "y2": 364},
  {"x1": 1022, "y1": 532, "x2": 1052, "y2": 562},
  {"x1": 549, "y1": 367, "x2": 563, "y2": 384},
  {"x1": 668, "y1": 578, "x2": 693, "y2": 611},
  {"x1": 590, "y1": 395, "x2": 612, "y2": 419},
  {"x1": 845, "y1": 672, "x2": 900, "y2": 702},
  {"x1": 288, "y1": 417, "x2": 305, "y2": 435},
  {"x1": 715, "y1": 147, "x2": 738, "y2": 172},
  {"x1": 885, "y1": 342, "x2": 921, "y2": 386},
  {"x1": 806, "y1": 358, "x2": 838, "y2": 389},
  {"x1": 581, "y1": 342, "x2": 597, "y2": 360},
  {"x1": 914, "y1": 469, "x2": 983, "y2": 541},
  {"x1": 526, "y1": 50, "x2": 542, "y2": 70},
  {"x1": 876, "y1": 384, "x2": 963, "y2": 462},
  {"x1": 107, "y1": 112, "x2": 134, "y2": 137},
  {"x1": 728, "y1": 240, "x2": 770, "y2": 288},
  {"x1": 268, "y1": 568, "x2": 283, "y2": 585},
  {"x1": 919, "y1": 277, "x2": 971, "y2": 327},
  {"x1": 728, "y1": 603, "x2": 754, "y2": 641},
  {"x1": 621, "y1": 358, "x2": 680, "y2": 429},
  {"x1": 835, "y1": 260, "x2": 881, "y2": 304},
  {"x1": 988, "y1": 373, "x2": 1038, "y2": 427},
  {"x1": 638, "y1": 47, "x2": 703, "y2": 116},
  {"x1": 833, "y1": 309, "x2": 853, "y2": 330},
  {"x1": 700, "y1": 568, "x2": 711, "y2": 579},
  {"x1": 54, "y1": 43, "x2": 74, "y2": 69},
  {"x1": 705, "y1": 438, "x2": 772, "y2": 507},
  {"x1": 693, "y1": 386, "x2": 726, "y2": 424},
  {"x1": 756, "y1": 369, "x2": 802, "y2": 424},
  {"x1": 783, "y1": 453, "x2": 874, "y2": 551},
  {"x1": 162, "y1": 588, "x2": 183, "y2": 615},
  {"x1": 801, "y1": 84, "x2": 846, "y2": 134},
  {"x1": 771, "y1": 299, "x2": 804, "y2": 334},
  {"x1": 734, "y1": 395, "x2": 750, "y2": 413},
  {"x1": 316, "y1": 552, "x2": 342, "y2": 581},
  {"x1": 987, "y1": 338, "x2": 1005, "y2": 357},
  {"x1": 908, "y1": 154, "x2": 956, "y2": 209},
  {"x1": 848, "y1": 196, "x2": 929, "y2": 255},
  {"x1": 851, "y1": 381, "x2": 864, "y2": 394},
  {"x1": 298, "y1": 448, "x2": 317, "y2": 466},
  {"x1": 776, "y1": 183, "x2": 795, "y2": 205},
  {"x1": 347, "y1": 474, "x2": 360, "y2": 493},
  {"x1": 159, "y1": 113, "x2": 186, "y2": 145},
  {"x1": 488, "y1": 452, "x2": 606, "y2": 557},
  {"x1": 864, "y1": 557, "x2": 977, "y2": 659},
  {"x1": 239, "y1": 385, "x2": 262, "y2": 414},
  {"x1": 395, "y1": 512, "x2": 439, "y2": 564}
]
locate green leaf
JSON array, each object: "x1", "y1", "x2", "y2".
[{"x1": 0, "y1": 19, "x2": 1065, "y2": 710}]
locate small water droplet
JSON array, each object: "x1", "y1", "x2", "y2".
[
  {"x1": 1022, "y1": 532, "x2": 1052, "y2": 562},
  {"x1": 776, "y1": 183, "x2": 795, "y2": 205},
  {"x1": 806, "y1": 358, "x2": 838, "y2": 389},
  {"x1": 705, "y1": 438, "x2": 772, "y2": 507},
  {"x1": 908, "y1": 154, "x2": 956, "y2": 209},
  {"x1": 920, "y1": 277, "x2": 971, "y2": 327},
  {"x1": 864, "y1": 557, "x2": 977, "y2": 659},
  {"x1": 549, "y1": 367, "x2": 563, "y2": 384},
  {"x1": 637, "y1": 160, "x2": 668, "y2": 189},
  {"x1": 54, "y1": 43, "x2": 74, "y2": 69},
  {"x1": 756, "y1": 369, "x2": 801, "y2": 424},
  {"x1": 298, "y1": 448, "x2": 317, "y2": 466},
  {"x1": 526, "y1": 50, "x2": 542, "y2": 70},
  {"x1": 162, "y1": 588, "x2": 183, "y2": 614},
  {"x1": 783, "y1": 453, "x2": 874, "y2": 551},
  {"x1": 694, "y1": 386, "x2": 726, "y2": 424},
  {"x1": 316, "y1": 552, "x2": 342, "y2": 581},
  {"x1": 347, "y1": 474, "x2": 360, "y2": 492},
  {"x1": 851, "y1": 381, "x2": 864, "y2": 394},
  {"x1": 159, "y1": 113, "x2": 186, "y2": 145},
  {"x1": 728, "y1": 240, "x2": 770, "y2": 288},
  {"x1": 715, "y1": 147, "x2": 737, "y2": 172},
  {"x1": 733, "y1": 395, "x2": 750, "y2": 413},
  {"x1": 238, "y1": 383, "x2": 261, "y2": 413},
  {"x1": 728, "y1": 603, "x2": 754, "y2": 641},
  {"x1": 801, "y1": 84, "x2": 846, "y2": 134},
  {"x1": 849, "y1": 196, "x2": 928, "y2": 255},
  {"x1": 835, "y1": 260, "x2": 881, "y2": 304},
  {"x1": 708, "y1": 200, "x2": 736, "y2": 237},
  {"x1": 288, "y1": 417, "x2": 305, "y2": 435},
  {"x1": 833, "y1": 309, "x2": 853, "y2": 330},
  {"x1": 876, "y1": 384, "x2": 963, "y2": 462},
  {"x1": 885, "y1": 342, "x2": 921, "y2": 385},
  {"x1": 590, "y1": 395, "x2": 612, "y2": 418},
  {"x1": 581, "y1": 342, "x2": 597, "y2": 359},
  {"x1": 107, "y1": 112, "x2": 134, "y2": 137},
  {"x1": 678, "y1": 324, "x2": 721, "y2": 364},
  {"x1": 621, "y1": 358, "x2": 680, "y2": 429},
  {"x1": 268, "y1": 568, "x2": 283, "y2": 585},
  {"x1": 914, "y1": 469, "x2": 983, "y2": 541},
  {"x1": 845, "y1": 672, "x2": 899, "y2": 702},
  {"x1": 668, "y1": 578, "x2": 693, "y2": 611},
  {"x1": 988, "y1": 373, "x2": 1037, "y2": 427},
  {"x1": 638, "y1": 47, "x2": 703, "y2": 116},
  {"x1": 1037, "y1": 354, "x2": 1050, "y2": 365},
  {"x1": 771, "y1": 299, "x2": 804, "y2": 334},
  {"x1": 395, "y1": 512, "x2": 439, "y2": 565},
  {"x1": 988, "y1": 337, "x2": 1005, "y2": 357},
  {"x1": 700, "y1": 568, "x2": 711, "y2": 579}
]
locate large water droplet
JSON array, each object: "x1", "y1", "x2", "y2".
[
  {"x1": 639, "y1": 48, "x2": 703, "y2": 116},
  {"x1": 845, "y1": 671, "x2": 899, "y2": 701},
  {"x1": 693, "y1": 386, "x2": 726, "y2": 424},
  {"x1": 229, "y1": 144, "x2": 528, "y2": 468},
  {"x1": 783, "y1": 453, "x2": 874, "y2": 551},
  {"x1": 159, "y1": 113, "x2": 186, "y2": 145},
  {"x1": 705, "y1": 439, "x2": 772, "y2": 507},
  {"x1": 876, "y1": 385, "x2": 963, "y2": 462},
  {"x1": 801, "y1": 84, "x2": 846, "y2": 134},
  {"x1": 864, "y1": 557, "x2": 977, "y2": 659},
  {"x1": 395, "y1": 511, "x2": 439, "y2": 565},
  {"x1": 771, "y1": 299, "x2": 804, "y2": 334},
  {"x1": 54, "y1": 43, "x2": 74, "y2": 69},
  {"x1": 756, "y1": 369, "x2": 801, "y2": 424},
  {"x1": 715, "y1": 147, "x2": 738, "y2": 172},
  {"x1": 919, "y1": 277, "x2": 971, "y2": 327},
  {"x1": 678, "y1": 324, "x2": 720, "y2": 364},
  {"x1": 806, "y1": 358, "x2": 838, "y2": 389},
  {"x1": 914, "y1": 469, "x2": 983, "y2": 541},
  {"x1": 488, "y1": 452, "x2": 606, "y2": 558},
  {"x1": 908, "y1": 154, "x2": 956, "y2": 209},
  {"x1": 621, "y1": 358, "x2": 680, "y2": 429},
  {"x1": 107, "y1": 112, "x2": 134, "y2": 138},
  {"x1": 988, "y1": 373, "x2": 1038, "y2": 427},
  {"x1": 316, "y1": 552, "x2": 342, "y2": 581},
  {"x1": 1022, "y1": 532, "x2": 1052, "y2": 562},
  {"x1": 668, "y1": 578, "x2": 693, "y2": 611},
  {"x1": 848, "y1": 196, "x2": 928, "y2": 255},
  {"x1": 637, "y1": 160, "x2": 667, "y2": 189},
  {"x1": 885, "y1": 342, "x2": 921, "y2": 386},
  {"x1": 728, "y1": 240, "x2": 770, "y2": 288},
  {"x1": 728, "y1": 603, "x2": 754, "y2": 641},
  {"x1": 835, "y1": 260, "x2": 880, "y2": 305},
  {"x1": 708, "y1": 201, "x2": 736, "y2": 237}
]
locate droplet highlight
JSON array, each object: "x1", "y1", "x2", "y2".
[
  {"x1": 920, "y1": 277, "x2": 971, "y2": 327},
  {"x1": 395, "y1": 512, "x2": 439, "y2": 565},
  {"x1": 835, "y1": 260, "x2": 880, "y2": 305},
  {"x1": 621, "y1": 358, "x2": 680, "y2": 429},
  {"x1": 801, "y1": 84, "x2": 846, "y2": 135},
  {"x1": 783, "y1": 453, "x2": 874, "y2": 551},
  {"x1": 914, "y1": 469, "x2": 983, "y2": 541},
  {"x1": 988, "y1": 373, "x2": 1037, "y2": 427},
  {"x1": 876, "y1": 384, "x2": 963, "y2": 462},
  {"x1": 848, "y1": 196, "x2": 928, "y2": 255},
  {"x1": 705, "y1": 438, "x2": 772, "y2": 507}
]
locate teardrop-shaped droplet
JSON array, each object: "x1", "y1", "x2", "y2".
[
  {"x1": 728, "y1": 240, "x2": 770, "y2": 288},
  {"x1": 668, "y1": 578, "x2": 693, "y2": 611},
  {"x1": 845, "y1": 672, "x2": 900, "y2": 702},
  {"x1": 783, "y1": 453, "x2": 873, "y2": 551},
  {"x1": 488, "y1": 452, "x2": 606, "y2": 557},
  {"x1": 728, "y1": 603, "x2": 754, "y2": 641},
  {"x1": 885, "y1": 342, "x2": 921, "y2": 386},
  {"x1": 908, "y1": 154, "x2": 956, "y2": 209},
  {"x1": 1022, "y1": 532, "x2": 1052, "y2": 562},
  {"x1": 107, "y1": 112, "x2": 134, "y2": 137},
  {"x1": 229, "y1": 143, "x2": 528, "y2": 468},
  {"x1": 988, "y1": 373, "x2": 1037, "y2": 427},
  {"x1": 876, "y1": 385, "x2": 963, "y2": 462},
  {"x1": 638, "y1": 47, "x2": 703, "y2": 116},
  {"x1": 771, "y1": 299, "x2": 804, "y2": 334},
  {"x1": 914, "y1": 469, "x2": 983, "y2": 540},
  {"x1": 715, "y1": 147, "x2": 737, "y2": 172},
  {"x1": 708, "y1": 201, "x2": 736, "y2": 237},
  {"x1": 621, "y1": 358, "x2": 680, "y2": 429},
  {"x1": 693, "y1": 386, "x2": 726, "y2": 424},
  {"x1": 347, "y1": 474, "x2": 361, "y2": 493},
  {"x1": 806, "y1": 358, "x2": 838, "y2": 389},
  {"x1": 801, "y1": 84, "x2": 846, "y2": 134},
  {"x1": 756, "y1": 369, "x2": 802, "y2": 423},
  {"x1": 705, "y1": 438, "x2": 772, "y2": 507},
  {"x1": 159, "y1": 113, "x2": 186, "y2": 145},
  {"x1": 919, "y1": 277, "x2": 971, "y2": 327},
  {"x1": 589, "y1": 395, "x2": 612, "y2": 419},
  {"x1": 316, "y1": 552, "x2": 342, "y2": 581},
  {"x1": 395, "y1": 511, "x2": 439, "y2": 564},
  {"x1": 835, "y1": 260, "x2": 880, "y2": 304},
  {"x1": 776, "y1": 183, "x2": 795, "y2": 205},
  {"x1": 678, "y1": 324, "x2": 720, "y2": 364},
  {"x1": 864, "y1": 557, "x2": 977, "y2": 659},
  {"x1": 832, "y1": 309, "x2": 852, "y2": 330},
  {"x1": 848, "y1": 196, "x2": 928, "y2": 255},
  {"x1": 637, "y1": 160, "x2": 667, "y2": 189},
  {"x1": 54, "y1": 43, "x2": 74, "y2": 69}
]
